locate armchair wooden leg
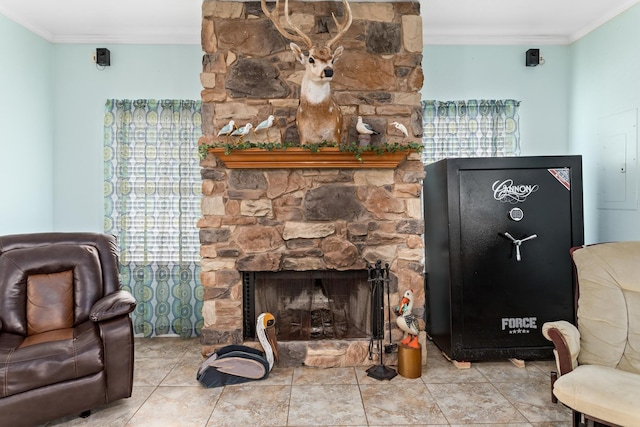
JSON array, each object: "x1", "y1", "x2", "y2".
[{"x1": 550, "y1": 371, "x2": 558, "y2": 404}]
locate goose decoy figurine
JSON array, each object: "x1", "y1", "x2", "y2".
[
  {"x1": 253, "y1": 115, "x2": 275, "y2": 142},
  {"x1": 395, "y1": 289, "x2": 420, "y2": 349},
  {"x1": 217, "y1": 119, "x2": 236, "y2": 143},
  {"x1": 391, "y1": 121, "x2": 409, "y2": 139},
  {"x1": 197, "y1": 312, "x2": 278, "y2": 388},
  {"x1": 356, "y1": 116, "x2": 380, "y2": 135},
  {"x1": 230, "y1": 123, "x2": 253, "y2": 143}
]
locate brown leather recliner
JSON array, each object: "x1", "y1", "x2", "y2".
[{"x1": 0, "y1": 232, "x2": 136, "y2": 427}]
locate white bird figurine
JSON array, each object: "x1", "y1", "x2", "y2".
[
  {"x1": 253, "y1": 115, "x2": 275, "y2": 142},
  {"x1": 391, "y1": 121, "x2": 409, "y2": 139},
  {"x1": 217, "y1": 120, "x2": 236, "y2": 143},
  {"x1": 230, "y1": 123, "x2": 253, "y2": 143},
  {"x1": 356, "y1": 116, "x2": 379, "y2": 135},
  {"x1": 395, "y1": 289, "x2": 420, "y2": 349},
  {"x1": 197, "y1": 312, "x2": 278, "y2": 388}
]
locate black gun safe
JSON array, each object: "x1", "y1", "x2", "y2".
[{"x1": 423, "y1": 156, "x2": 583, "y2": 361}]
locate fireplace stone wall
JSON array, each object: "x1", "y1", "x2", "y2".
[
  {"x1": 199, "y1": 0, "x2": 425, "y2": 367},
  {"x1": 199, "y1": 0, "x2": 423, "y2": 144}
]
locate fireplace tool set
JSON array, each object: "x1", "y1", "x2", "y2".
[{"x1": 366, "y1": 260, "x2": 398, "y2": 380}]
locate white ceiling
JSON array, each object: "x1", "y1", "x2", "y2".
[
  {"x1": 423, "y1": 0, "x2": 640, "y2": 44},
  {"x1": 0, "y1": 0, "x2": 638, "y2": 45}
]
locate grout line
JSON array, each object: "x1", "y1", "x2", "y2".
[
  {"x1": 284, "y1": 384, "x2": 293, "y2": 426},
  {"x1": 126, "y1": 384, "x2": 159, "y2": 425},
  {"x1": 204, "y1": 384, "x2": 226, "y2": 427}
]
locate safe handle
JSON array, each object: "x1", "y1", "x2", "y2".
[{"x1": 502, "y1": 232, "x2": 538, "y2": 261}]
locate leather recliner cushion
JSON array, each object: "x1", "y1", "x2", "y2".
[
  {"x1": 27, "y1": 270, "x2": 74, "y2": 335},
  {"x1": 0, "y1": 244, "x2": 103, "y2": 335},
  {"x1": 0, "y1": 321, "x2": 103, "y2": 398}
]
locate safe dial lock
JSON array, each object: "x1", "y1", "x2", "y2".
[{"x1": 509, "y1": 207, "x2": 524, "y2": 221}]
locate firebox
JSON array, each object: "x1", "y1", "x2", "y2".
[{"x1": 243, "y1": 270, "x2": 372, "y2": 341}]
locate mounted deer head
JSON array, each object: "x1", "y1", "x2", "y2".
[{"x1": 261, "y1": 0, "x2": 352, "y2": 145}]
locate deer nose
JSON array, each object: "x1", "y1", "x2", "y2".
[{"x1": 323, "y1": 68, "x2": 334, "y2": 78}]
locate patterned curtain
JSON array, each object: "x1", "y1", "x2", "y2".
[
  {"x1": 104, "y1": 99, "x2": 204, "y2": 337},
  {"x1": 421, "y1": 100, "x2": 521, "y2": 164}
]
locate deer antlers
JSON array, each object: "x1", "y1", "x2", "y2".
[
  {"x1": 326, "y1": 0, "x2": 352, "y2": 49},
  {"x1": 261, "y1": 0, "x2": 353, "y2": 144},
  {"x1": 261, "y1": 0, "x2": 352, "y2": 49}
]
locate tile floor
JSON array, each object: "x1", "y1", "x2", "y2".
[{"x1": 45, "y1": 337, "x2": 571, "y2": 426}]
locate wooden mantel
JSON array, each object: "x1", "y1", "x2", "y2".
[{"x1": 208, "y1": 147, "x2": 413, "y2": 169}]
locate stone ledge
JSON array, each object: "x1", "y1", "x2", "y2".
[{"x1": 202, "y1": 333, "x2": 428, "y2": 369}]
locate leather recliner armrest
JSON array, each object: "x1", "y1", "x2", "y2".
[
  {"x1": 542, "y1": 320, "x2": 580, "y2": 376},
  {"x1": 90, "y1": 290, "x2": 136, "y2": 322}
]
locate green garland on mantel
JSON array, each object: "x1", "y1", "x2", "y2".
[{"x1": 199, "y1": 140, "x2": 423, "y2": 161}]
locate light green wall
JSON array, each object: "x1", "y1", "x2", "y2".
[
  {"x1": 422, "y1": 45, "x2": 570, "y2": 156},
  {"x1": 0, "y1": 15, "x2": 203, "y2": 235},
  {"x1": 568, "y1": 4, "x2": 640, "y2": 243},
  {"x1": 51, "y1": 44, "x2": 203, "y2": 231},
  {"x1": 0, "y1": 14, "x2": 53, "y2": 235},
  {"x1": 2, "y1": 6, "x2": 639, "y2": 243}
]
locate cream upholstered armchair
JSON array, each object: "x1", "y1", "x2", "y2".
[{"x1": 542, "y1": 241, "x2": 640, "y2": 427}]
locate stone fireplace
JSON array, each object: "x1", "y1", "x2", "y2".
[{"x1": 198, "y1": 0, "x2": 425, "y2": 367}]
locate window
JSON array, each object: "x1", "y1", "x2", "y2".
[
  {"x1": 104, "y1": 99, "x2": 203, "y2": 337},
  {"x1": 421, "y1": 100, "x2": 521, "y2": 164}
]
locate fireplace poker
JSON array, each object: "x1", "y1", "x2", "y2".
[{"x1": 384, "y1": 263, "x2": 398, "y2": 354}]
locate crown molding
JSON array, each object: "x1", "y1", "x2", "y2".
[
  {"x1": 51, "y1": 31, "x2": 200, "y2": 45},
  {"x1": 0, "y1": 4, "x2": 54, "y2": 42},
  {"x1": 424, "y1": 33, "x2": 570, "y2": 46},
  {"x1": 568, "y1": 0, "x2": 640, "y2": 43}
]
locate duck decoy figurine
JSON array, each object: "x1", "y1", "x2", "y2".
[
  {"x1": 217, "y1": 119, "x2": 236, "y2": 143},
  {"x1": 197, "y1": 312, "x2": 278, "y2": 388},
  {"x1": 356, "y1": 116, "x2": 380, "y2": 135},
  {"x1": 395, "y1": 289, "x2": 420, "y2": 349},
  {"x1": 253, "y1": 115, "x2": 275, "y2": 142}
]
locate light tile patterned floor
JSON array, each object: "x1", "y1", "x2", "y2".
[{"x1": 45, "y1": 337, "x2": 571, "y2": 426}]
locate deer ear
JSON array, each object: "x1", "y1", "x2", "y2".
[
  {"x1": 332, "y1": 46, "x2": 344, "y2": 63},
  {"x1": 290, "y1": 43, "x2": 305, "y2": 64}
]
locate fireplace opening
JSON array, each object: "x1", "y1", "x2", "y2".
[{"x1": 243, "y1": 270, "x2": 372, "y2": 341}]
